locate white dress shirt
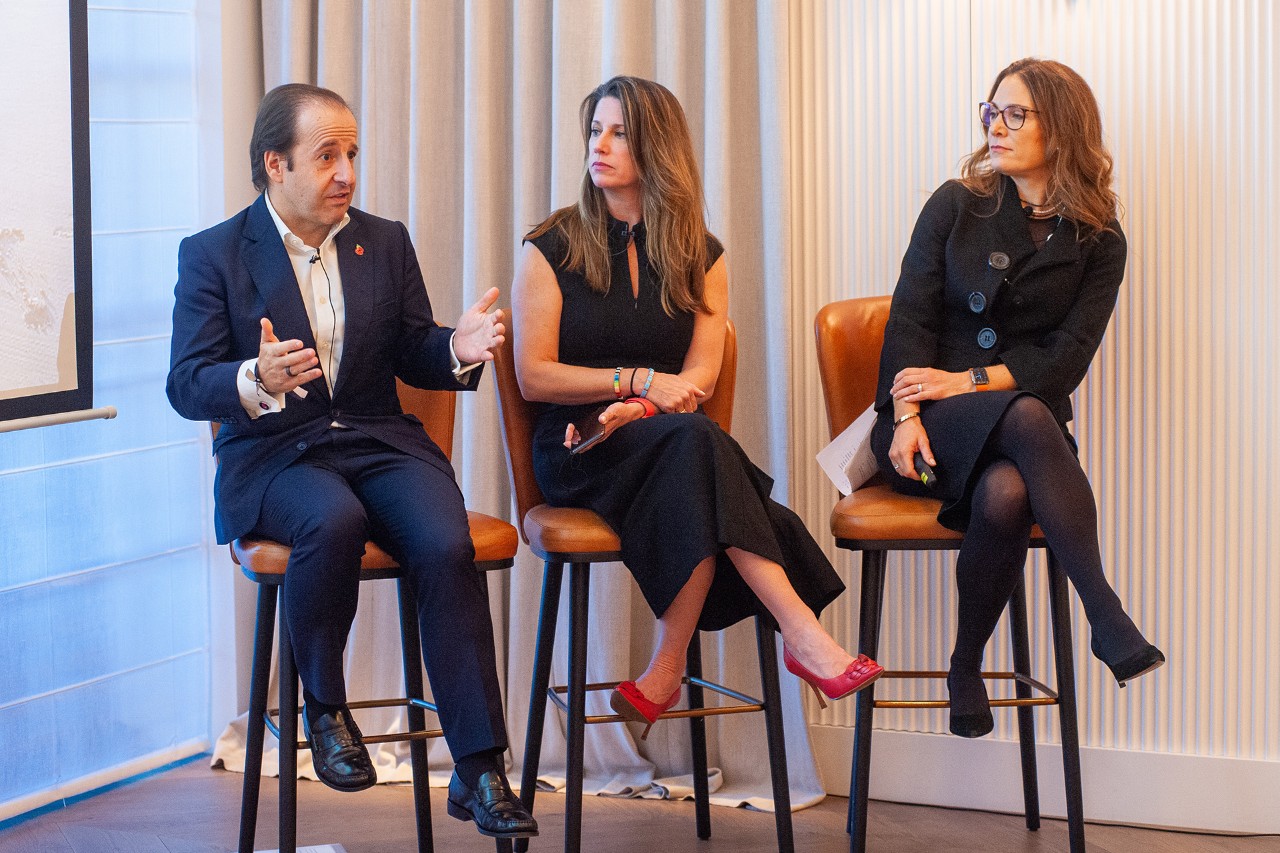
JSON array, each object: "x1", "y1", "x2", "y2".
[{"x1": 237, "y1": 194, "x2": 477, "y2": 419}]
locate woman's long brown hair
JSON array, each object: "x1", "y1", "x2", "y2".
[
  {"x1": 959, "y1": 58, "x2": 1120, "y2": 238},
  {"x1": 528, "y1": 76, "x2": 709, "y2": 316}
]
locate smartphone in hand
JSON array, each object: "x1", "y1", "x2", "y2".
[{"x1": 569, "y1": 407, "x2": 610, "y2": 455}]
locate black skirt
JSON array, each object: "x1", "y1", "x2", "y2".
[
  {"x1": 533, "y1": 407, "x2": 845, "y2": 632},
  {"x1": 872, "y1": 390, "x2": 1062, "y2": 531}
]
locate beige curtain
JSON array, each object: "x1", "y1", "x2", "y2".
[{"x1": 213, "y1": 0, "x2": 831, "y2": 810}]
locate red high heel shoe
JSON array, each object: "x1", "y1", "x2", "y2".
[
  {"x1": 782, "y1": 647, "x2": 884, "y2": 709},
  {"x1": 609, "y1": 681, "x2": 682, "y2": 740}
]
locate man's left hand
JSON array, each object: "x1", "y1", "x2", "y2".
[{"x1": 453, "y1": 287, "x2": 506, "y2": 364}]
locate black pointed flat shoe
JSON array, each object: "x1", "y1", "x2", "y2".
[{"x1": 947, "y1": 668, "x2": 994, "y2": 738}]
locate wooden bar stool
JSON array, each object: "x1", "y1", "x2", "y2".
[
  {"x1": 492, "y1": 316, "x2": 797, "y2": 853},
  {"x1": 222, "y1": 382, "x2": 519, "y2": 853},
  {"x1": 814, "y1": 296, "x2": 1085, "y2": 853}
]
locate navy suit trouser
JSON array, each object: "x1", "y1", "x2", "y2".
[{"x1": 252, "y1": 427, "x2": 508, "y2": 760}]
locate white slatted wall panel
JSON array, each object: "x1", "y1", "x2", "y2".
[{"x1": 788, "y1": 0, "x2": 1279, "y2": 760}]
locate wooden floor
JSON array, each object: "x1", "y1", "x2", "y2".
[{"x1": 1, "y1": 757, "x2": 1275, "y2": 853}]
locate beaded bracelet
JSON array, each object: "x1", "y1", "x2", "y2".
[
  {"x1": 623, "y1": 396, "x2": 658, "y2": 418},
  {"x1": 639, "y1": 367, "x2": 655, "y2": 398},
  {"x1": 613, "y1": 366, "x2": 623, "y2": 399}
]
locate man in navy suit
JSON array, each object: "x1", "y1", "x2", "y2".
[{"x1": 167, "y1": 83, "x2": 536, "y2": 840}]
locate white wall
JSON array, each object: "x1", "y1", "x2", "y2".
[
  {"x1": 786, "y1": 0, "x2": 1279, "y2": 833},
  {"x1": 0, "y1": 0, "x2": 221, "y2": 821}
]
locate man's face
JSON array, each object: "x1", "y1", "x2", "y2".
[{"x1": 265, "y1": 100, "x2": 358, "y2": 246}]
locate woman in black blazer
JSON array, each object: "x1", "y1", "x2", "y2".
[{"x1": 873, "y1": 58, "x2": 1164, "y2": 738}]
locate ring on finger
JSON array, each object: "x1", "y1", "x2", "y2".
[
  {"x1": 917, "y1": 382, "x2": 923, "y2": 394},
  {"x1": 284, "y1": 365, "x2": 294, "y2": 378}
]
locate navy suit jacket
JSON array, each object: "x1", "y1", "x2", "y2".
[{"x1": 167, "y1": 195, "x2": 480, "y2": 544}]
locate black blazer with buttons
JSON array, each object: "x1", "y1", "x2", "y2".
[
  {"x1": 166, "y1": 194, "x2": 479, "y2": 544},
  {"x1": 876, "y1": 177, "x2": 1126, "y2": 426}
]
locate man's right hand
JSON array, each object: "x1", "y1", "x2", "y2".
[{"x1": 258, "y1": 318, "x2": 321, "y2": 394}]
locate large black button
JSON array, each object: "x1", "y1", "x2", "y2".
[
  {"x1": 968, "y1": 291, "x2": 986, "y2": 313},
  {"x1": 988, "y1": 251, "x2": 1010, "y2": 270},
  {"x1": 977, "y1": 328, "x2": 997, "y2": 349}
]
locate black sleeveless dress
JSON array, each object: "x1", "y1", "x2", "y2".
[{"x1": 526, "y1": 219, "x2": 844, "y2": 631}]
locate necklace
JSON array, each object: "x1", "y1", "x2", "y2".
[{"x1": 1020, "y1": 197, "x2": 1058, "y2": 219}]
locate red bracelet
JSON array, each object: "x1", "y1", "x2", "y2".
[{"x1": 622, "y1": 396, "x2": 657, "y2": 418}]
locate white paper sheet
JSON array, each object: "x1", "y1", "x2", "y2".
[{"x1": 816, "y1": 403, "x2": 878, "y2": 496}]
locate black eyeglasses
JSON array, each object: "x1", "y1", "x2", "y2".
[{"x1": 978, "y1": 101, "x2": 1038, "y2": 130}]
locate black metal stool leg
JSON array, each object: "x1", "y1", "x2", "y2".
[
  {"x1": 239, "y1": 584, "x2": 277, "y2": 853},
  {"x1": 756, "y1": 617, "x2": 794, "y2": 853},
  {"x1": 848, "y1": 549, "x2": 887, "y2": 853},
  {"x1": 397, "y1": 578, "x2": 434, "y2": 853},
  {"x1": 1047, "y1": 554, "x2": 1086, "y2": 853},
  {"x1": 564, "y1": 562, "x2": 591, "y2": 853},
  {"x1": 278, "y1": 600, "x2": 299, "y2": 853},
  {"x1": 1008, "y1": 574, "x2": 1041, "y2": 831},
  {"x1": 686, "y1": 631, "x2": 711, "y2": 839},
  {"x1": 516, "y1": 561, "x2": 564, "y2": 853}
]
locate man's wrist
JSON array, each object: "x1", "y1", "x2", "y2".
[{"x1": 448, "y1": 331, "x2": 482, "y2": 379}]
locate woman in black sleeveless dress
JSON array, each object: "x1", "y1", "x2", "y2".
[
  {"x1": 874, "y1": 59, "x2": 1164, "y2": 738},
  {"x1": 512, "y1": 76, "x2": 881, "y2": 735}
]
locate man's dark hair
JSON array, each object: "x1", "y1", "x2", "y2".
[{"x1": 249, "y1": 83, "x2": 351, "y2": 193}]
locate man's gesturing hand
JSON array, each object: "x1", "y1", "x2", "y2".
[
  {"x1": 452, "y1": 287, "x2": 506, "y2": 365},
  {"x1": 258, "y1": 318, "x2": 321, "y2": 394}
]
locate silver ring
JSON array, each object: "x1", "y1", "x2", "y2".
[
  {"x1": 917, "y1": 382, "x2": 923, "y2": 394},
  {"x1": 285, "y1": 365, "x2": 294, "y2": 378},
  {"x1": 892, "y1": 463, "x2": 899, "y2": 470}
]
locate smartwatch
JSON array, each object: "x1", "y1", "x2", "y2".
[{"x1": 969, "y1": 366, "x2": 990, "y2": 388}]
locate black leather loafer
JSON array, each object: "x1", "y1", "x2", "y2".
[
  {"x1": 446, "y1": 770, "x2": 538, "y2": 838},
  {"x1": 302, "y1": 707, "x2": 376, "y2": 792}
]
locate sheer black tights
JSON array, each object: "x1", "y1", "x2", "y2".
[{"x1": 951, "y1": 396, "x2": 1146, "y2": 674}]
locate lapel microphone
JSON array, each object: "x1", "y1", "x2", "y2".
[{"x1": 310, "y1": 252, "x2": 320, "y2": 264}]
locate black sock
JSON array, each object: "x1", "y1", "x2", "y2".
[
  {"x1": 303, "y1": 688, "x2": 345, "y2": 728},
  {"x1": 455, "y1": 748, "x2": 504, "y2": 789}
]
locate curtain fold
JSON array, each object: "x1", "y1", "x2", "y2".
[{"x1": 214, "y1": 0, "x2": 827, "y2": 810}]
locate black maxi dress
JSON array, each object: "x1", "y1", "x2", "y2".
[
  {"x1": 526, "y1": 219, "x2": 844, "y2": 631},
  {"x1": 871, "y1": 177, "x2": 1127, "y2": 531}
]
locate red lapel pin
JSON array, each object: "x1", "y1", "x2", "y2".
[{"x1": 355, "y1": 244, "x2": 364, "y2": 256}]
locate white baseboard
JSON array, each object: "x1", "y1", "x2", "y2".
[
  {"x1": 0, "y1": 739, "x2": 208, "y2": 824},
  {"x1": 810, "y1": 725, "x2": 1280, "y2": 835}
]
